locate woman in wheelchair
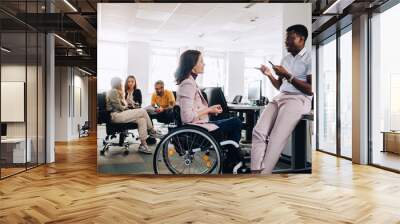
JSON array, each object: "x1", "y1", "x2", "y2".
[
  {"x1": 175, "y1": 50, "x2": 242, "y2": 142},
  {"x1": 166, "y1": 49, "x2": 243, "y2": 173},
  {"x1": 106, "y1": 77, "x2": 161, "y2": 154}
]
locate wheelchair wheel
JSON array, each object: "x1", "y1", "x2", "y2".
[{"x1": 153, "y1": 126, "x2": 222, "y2": 174}]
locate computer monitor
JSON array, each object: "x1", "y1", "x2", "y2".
[
  {"x1": 1, "y1": 123, "x2": 7, "y2": 138},
  {"x1": 248, "y1": 80, "x2": 262, "y2": 101}
]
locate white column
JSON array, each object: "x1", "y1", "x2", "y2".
[
  {"x1": 227, "y1": 52, "x2": 245, "y2": 102},
  {"x1": 127, "y1": 41, "x2": 151, "y2": 106}
]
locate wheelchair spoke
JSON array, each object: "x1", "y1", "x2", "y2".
[
  {"x1": 192, "y1": 156, "x2": 207, "y2": 174},
  {"x1": 174, "y1": 135, "x2": 184, "y2": 153},
  {"x1": 180, "y1": 163, "x2": 187, "y2": 174},
  {"x1": 185, "y1": 134, "x2": 190, "y2": 151},
  {"x1": 188, "y1": 132, "x2": 197, "y2": 152},
  {"x1": 197, "y1": 138, "x2": 206, "y2": 151},
  {"x1": 154, "y1": 128, "x2": 222, "y2": 175},
  {"x1": 177, "y1": 162, "x2": 186, "y2": 174}
]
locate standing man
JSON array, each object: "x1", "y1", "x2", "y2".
[
  {"x1": 251, "y1": 24, "x2": 313, "y2": 174},
  {"x1": 150, "y1": 80, "x2": 176, "y2": 123}
]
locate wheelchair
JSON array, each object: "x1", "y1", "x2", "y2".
[
  {"x1": 97, "y1": 92, "x2": 156, "y2": 156},
  {"x1": 153, "y1": 105, "x2": 250, "y2": 175}
]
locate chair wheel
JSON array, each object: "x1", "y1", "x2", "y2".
[{"x1": 123, "y1": 150, "x2": 129, "y2": 156}]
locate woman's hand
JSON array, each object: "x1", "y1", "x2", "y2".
[{"x1": 209, "y1": 104, "x2": 223, "y2": 114}]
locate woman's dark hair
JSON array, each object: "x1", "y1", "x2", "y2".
[
  {"x1": 175, "y1": 50, "x2": 201, "y2": 84},
  {"x1": 125, "y1": 75, "x2": 137, "y2": 92}
]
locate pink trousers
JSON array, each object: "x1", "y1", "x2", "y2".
[{"x1": 251, "y1": 93, "x2": 312, "y2": 174}]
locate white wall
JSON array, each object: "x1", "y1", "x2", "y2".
[
  {"x1": 282, "y1": 4, "x2": 312, "y2": 57},
  {"x1": 55, "y1": 66, "x2": 70, "y2": 141},
  {"x1": 54, "y1": 67, "x2": 89, "y2": 141},
  {"x1": 227, "y1": 52, "x2": 245, "y2": 102}
]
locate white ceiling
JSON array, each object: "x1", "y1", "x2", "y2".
[{"x1": 98, "y1": 3, "x2": 286, "y2": 54}]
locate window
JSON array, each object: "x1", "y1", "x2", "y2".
[
  {"x1": 317, "y1": 36, "x2": 337, "y2": 154},
  {"x1": 244, "y1": 57, "x2": 264, "y2": 102},
  {"x1": 202, "y1": 53, "x2": 226, "y2": 90},
  {"x1": 149, "y1": 48, "x2": 178, "y2": 93},
  {"x1": 339, "y1": 28, "x2": 352, "y2": 158},
  {"x1": 97, "y1": 41, "x2": 128, "y2": 92},
  {"x1": 370, "y1": 3, "x2": 400, "y2": 171},
  {"x1": 244, "y1": 56, "x2": 280, "y2": 102}
]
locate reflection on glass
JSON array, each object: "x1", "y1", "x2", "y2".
[
  {"x1": 371, "y1": 4, "x2": 400, "y2": 171},
  {"x1": 1, "y1": 31, "x2": 28, "y2": 177},
  {"x1": 318, "y1": 37, "x2": 337, "y2": 154},
  {"x1": 27, "y1": 31, "x2": 38, "y2": 169},
  {"x1": 340, "y1": 30, "x2": 352, "y2": 158},
  {"x1": 38, "y1": 33, "x2": 46, "y2": 165}
]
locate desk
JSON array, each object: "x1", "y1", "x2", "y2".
[
  {"x1": 290, "y1": 114, "x2": 313, "y2": 170},
  {"x1": 381, "y1": 131, "x2": 400, "y2": 154},
  {"x1": 228, "y1": 103, "x2": 265, "y2": 143},
  {"x1": 274, "y1": 113, "x2": 314, "y2": 173},
  {"x1": 1, "y1": 138, "x2": 31, "y2": 164}
]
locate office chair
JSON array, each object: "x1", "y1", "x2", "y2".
[
  {"x1": 201, "y1": 87, "x2": 235, "y2": 121},
  {"x1": 78, "y1": 121, "x2": 90, "y2": 138},
  {"x1": 97, "y1": 92, "x2": 155, "y2": 156},
  {"x1": 172, "y1": 91, "x2": 177, "y2": 100}
]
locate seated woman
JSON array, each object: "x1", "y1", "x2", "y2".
[
  {"x1": 106, "y1": 77, "x2": 160, "y2": 154},
  {"x1": 175, "y1": 50, "x2": 243, "y2": 166},
  {"x1": 124, "y1": 75, "x2": 142, "y2": 108}
]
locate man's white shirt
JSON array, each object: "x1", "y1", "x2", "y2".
[{"x1": 279, "y1": 47, "x2": 312, "y2": 97}]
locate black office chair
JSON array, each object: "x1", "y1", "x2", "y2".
[
  {"x1": 78, "y1": 121, "x2": 90, "y2": 138},
  {"x1": 97, "y1": 92, "x2": 155, "y2": 156},
  {"x1": 172, "y1": 91, "x2": 177, "y2": 100},
  {"x1": 201, "y1": 87, "x2": 235, "y2": 121}
]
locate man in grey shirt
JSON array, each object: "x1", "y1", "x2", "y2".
[{"x1": 251, "y1": 24, "x2": 313, "y2": 174}]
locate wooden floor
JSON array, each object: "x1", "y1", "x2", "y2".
[{"x1": 1, "y1": 135, "x2": 400, "y2": 223}]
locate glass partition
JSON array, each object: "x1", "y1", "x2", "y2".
[
  {"x1": 317, "y1": 35, "x2": 337, "y2": 155},
  {"x1": 0, "y1": 2, "x2": 46, "y2": 179},
  {"x1": 1, "y1": 31, "x2": 28, "y2": 177},
  {"x1": 370, "y1": 3, "x2": 400, "y2": 171}
]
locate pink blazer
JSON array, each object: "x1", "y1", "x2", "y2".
[{"x1": 176, "y1": 75, "x2": 218, "y2": 131}]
